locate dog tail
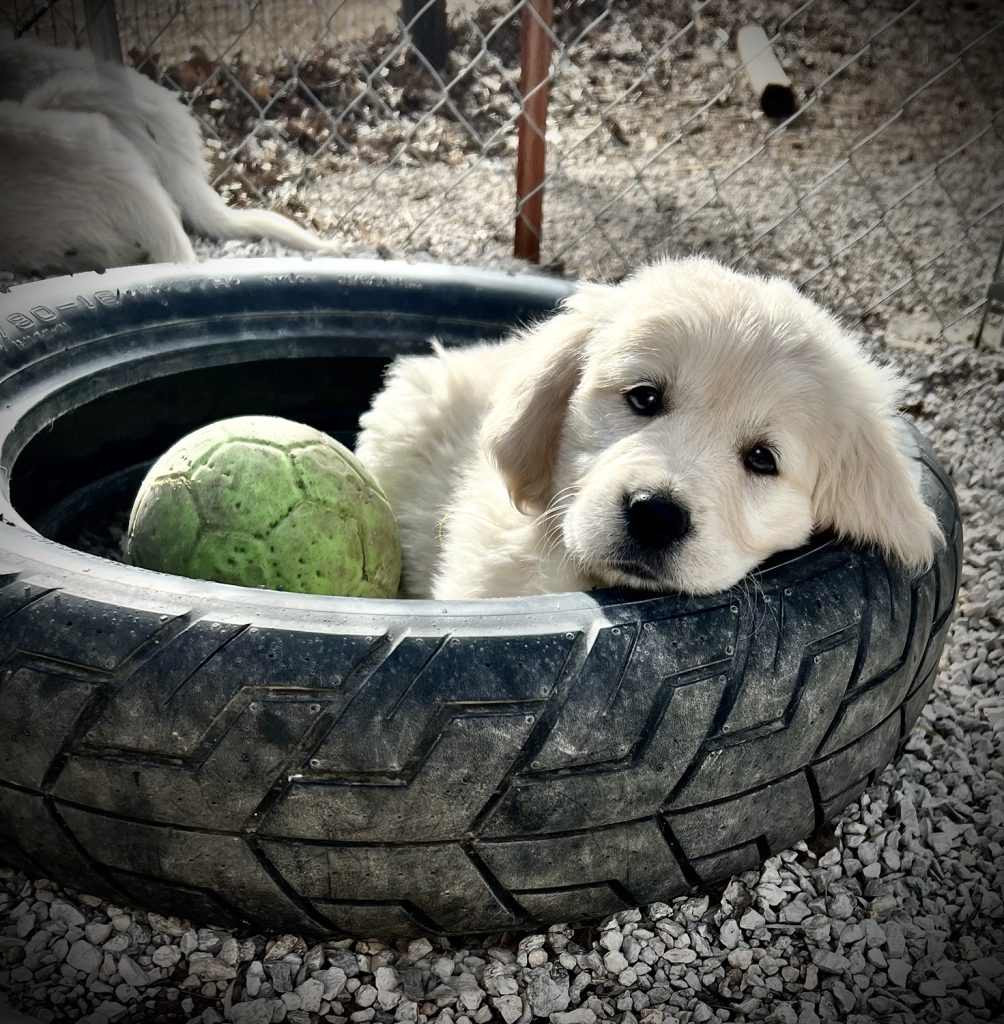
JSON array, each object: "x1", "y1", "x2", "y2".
[{"x1": 171, "y1": 165, "x2": 339, "y2": 253}]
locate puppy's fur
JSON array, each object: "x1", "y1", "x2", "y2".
[
  {"x1": 0, "y1": 36, "x2": 338, "y2": 274},
  {"x1": 356, "y1": 258, "x2": 942, "y2": 600}
]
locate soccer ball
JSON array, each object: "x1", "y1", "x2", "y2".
[{"x1": 126, "y1": 415, "x2": 401, "y2": 598}]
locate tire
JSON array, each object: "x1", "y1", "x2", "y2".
[{"x1": 0, "y1": 258, "x2": 962, "y2": 937}]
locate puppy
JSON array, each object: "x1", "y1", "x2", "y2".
[
  {"x1": 356, "y1": 258, "x2": 942, "y2": 600},
  {"x1": 0, "y1": 36, "x2": 338, "y2": 274}
]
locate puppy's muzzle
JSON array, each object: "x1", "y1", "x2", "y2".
[{"x1": 625, "y1": 491, "x2": 691, "y2": 550}]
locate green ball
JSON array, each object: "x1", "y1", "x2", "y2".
[{"x1": 126, "y1": 416, "x2": 401, "y2": 598}]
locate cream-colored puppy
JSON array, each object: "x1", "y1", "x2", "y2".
[
  {"x1": 0, "y1": 36, "x2": 338, "y2": 274},
  {"x1": 356, "y1": 258, "x2": 942, "y2": 600}
]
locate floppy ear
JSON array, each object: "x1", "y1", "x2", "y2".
[
  {"x1": 481, "y1": 289, "x2": 606, "y2": 515},
  {"x1": 812, "y1": 364, "x2": 942, "y2": 573}
]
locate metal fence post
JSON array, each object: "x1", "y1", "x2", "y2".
[
  {"x1": 976, "y1": 230, "x2": 1004, "y2": 348},
  {"x1": 514, "y1": 0, "x2": 554, "y2": 263},
  {"x1": 401, "y1": 0, "x2": 449, "y2": 71},
  {"x1": 83, "y1": 0, "x2": 123, "y2": 62}
]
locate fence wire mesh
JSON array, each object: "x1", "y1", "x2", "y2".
[{"x1": 3, "y1": 0, "x2": 1003, "y2": 343}]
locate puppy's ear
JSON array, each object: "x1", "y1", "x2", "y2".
[
  {"x1": 812, "y1": 363, "x2": 942, "y2": 573},
  {"x1": 482, "y1": 287, "x2": 607, "y2": 515}
]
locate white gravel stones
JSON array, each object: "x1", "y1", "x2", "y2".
[
  {"x1": 354, "y1": 983, "x2": 377, "y2": 1008},
  {"x1": 973, "y1": 956, "x2": 1004, "y2": 978},
  {"x1": 85, "y1": 923, "x2": 113, "y2": 946},
  {"x1": 727, "y1": 948, "x2": 754, "y2": 970},
  {"x1": 739, "y1": 908, "x2": 766, "y2": 932},
  {"x1": 66, "y1": 940, "x2": 102, "y2": 975},
  {"x1": 888, "y1": 959, "x2": 911, "y2": 986},
  {"x1": 828, "y1": 890, "x2": 856, "y2": 920},
  {"x1": 49, "y1": 900, "x2": 86, "y2": 928},
  {"x1": 218, "y1": 936, "x2": 240, "y2": 965},
  {"x1": 314, "y1": 965, "x2": 346, "y2": 1000},
  {"x1": 525, "y1": 965, "x2": 571, "y2": 1016},
  {"x1": 115, "y1": 954, "x2": 150, "y2": 989},
  {"x1": 491, "y1": 994, "x2": 522, "y2": 1023},
  {"x1": 719, "y1": 919, "x2": 742, "y2": 948},
  {"x1": 407, "y1": 939, "x2": 433, "y2": 960},
  {"x1": 296, "y1": 978, "x2": 324, "y2": 1013},
  {"x1": 601, "y1": 949, "x2": 628, "y2": 975},
  {"x1": 189, "y1": 952, "x2": 237, "y2": 982},
  {"x1": 152, "y1": 943, "x2": 181, "y2": 968},
  {"x1": 432, "y1": 956, "x2": 454, "y2": 981},
  {"x1": 231, "y1": 1001, "x2": 273, "y2": 1024},
  {"x1": 801, "y1": 915, "x2": 832, "y2": 944},
  {"x1": 459, "y1": 986, "x2": 485, "y2": 1012},
  {"x1": 550, "y1": 1010, "x2": 596, "y2": 1024},
  {"x1": 811, "y1": 949, "x2": 851, "y2": 975},
  {"x1": 375, "y1": 966, "x2": 399, "y2": 991}
]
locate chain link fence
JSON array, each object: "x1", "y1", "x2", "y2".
[{"x1": 3, "y1": 0, "x2": 1003, "y2": 344}]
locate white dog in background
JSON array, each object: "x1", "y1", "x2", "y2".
[
  {"x1": 357, "y1": 258, "x2": 942, "y2": 600},
  {"x1": 0, "y1": 35, "x2": 338, "y2": 274}
]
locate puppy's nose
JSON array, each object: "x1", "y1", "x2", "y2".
[{"x1": 626, "y1": 491, "x2": 691, "y2": 549}]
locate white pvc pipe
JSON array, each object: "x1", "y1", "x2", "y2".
[{"x1": 737, "y1": 24, "x2": 796, "y2": 118}]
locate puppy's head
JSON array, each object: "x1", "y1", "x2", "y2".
[{"x1": 483, "y1": 258, "x2": 942, "y2": 594}]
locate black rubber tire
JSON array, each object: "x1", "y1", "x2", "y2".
[{"x1": 0, "y1": 259, "x2": 962, "y2": 938}]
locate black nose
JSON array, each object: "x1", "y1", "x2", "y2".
[{"x1": 625, "y1": 491, "x2": 691, "y2": 549}]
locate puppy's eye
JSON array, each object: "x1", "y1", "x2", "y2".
[
  {"x1": 744, "y1": 445, "x2": 778, "y2": 476},
  {"x1": 624, "y1": 384, "x2": 663, "y2": 416}
]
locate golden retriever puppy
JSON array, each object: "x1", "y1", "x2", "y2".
[
  {"x1": 357, "y1": 258, "x2": 943, "y2": 600},
  {"x1": 0, "y1": 36, "x2": 338, "y2": 273}
]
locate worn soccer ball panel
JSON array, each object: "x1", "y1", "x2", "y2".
[{"x1": 126, "y1": 416, "x2": 401, "y2": 598}]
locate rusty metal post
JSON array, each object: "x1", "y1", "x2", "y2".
[
  {"x1": 83, "y1": 0, "x2": 123, "y2": 62},
  {"x1": 976, "y1": 229, "x2": 1004, "y2": 348},
  {"x1": 514, "y1": 0, "x2": 554, "y2": 263}
]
